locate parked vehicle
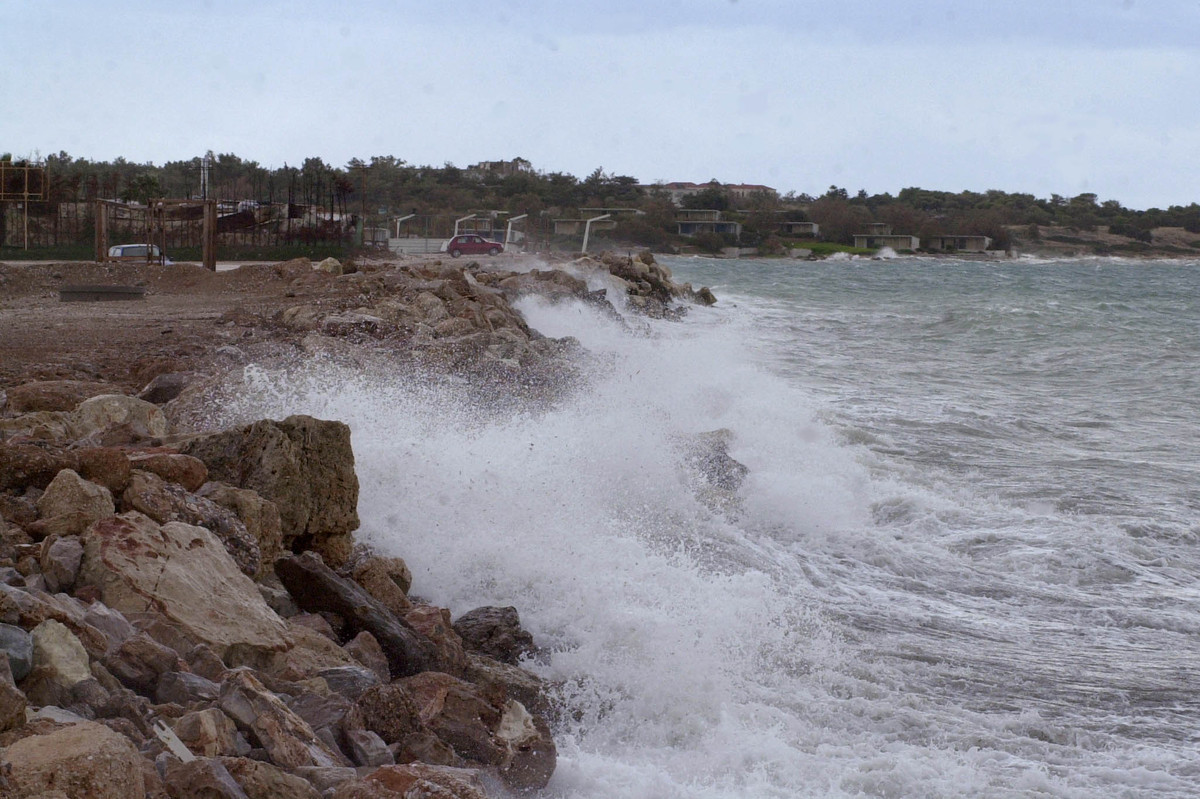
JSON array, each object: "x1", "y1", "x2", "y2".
[
  {"x1": 107, "y1": 243, "x2": 169, "y2": 263},
  {"x1": 441, "y1": 234, "x2": 503, "y2": 258}
]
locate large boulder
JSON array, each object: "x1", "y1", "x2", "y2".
[
  {"x1": 23, "y1": 618, "x2": 92, "y2": 706},
  {"x1": 32, "y1": 468, "x2": 115, "y2": 538},
  {"x1": 199, "y1": 482, "x2": 284, "y2": 572},
  {"x1": 0, "y1": 720, "x2": 146, "y2": 798},
  {"x1": 0, "y1": 655, "x2": 25, "y2": 732},
  {"x1": 71, "y1": 394, "x2": 169, "y2": 441},
  {"x1": 181, "y1": 415, "x2": 359, "y2": 566},
  {"x1": 78, "y1": 513, "x2": 290, "y2": 663},
  {"x1": 219, "y1": 756, "x2": 323, "y2": 799},
  {"x1": 120, "y1": 470, "x2": 260, "y2": 577}
]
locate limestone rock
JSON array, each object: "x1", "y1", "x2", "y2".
[
  {"x1": 26, "y1": 618, "x2": 92, "y2": 702},
  {"x1": 346, "y1": 728, "x2": 394, "y2": 767},
  {"x1": 351, "y1": 555, "x2": 413, "y2": 616},
  {"x1": 71, "y1": 394, "x2": 168, "y2": 440},
  {"x1": 198, "y1": 482, "x2": 284, "y2": 575},
  {"x1": 120, "y1": 470, "x2": 260, "y2": 577},
  {"x1": 315, "y1": 257, "x2": 344, "y2": 275},
  {"x1": 0, "y1": 720, "x2": 146, "y2": 799},
  {"x1": 35, "y1": 468, "x2": 115, "y2": 537},
  {"x1": 181, "y1": 415, "x2": 359, "y2": 565},
  {"x1": 79, "y1": 513, "x2": 290, "y2": 662},
  {"x1": 452, "y1": 606, "x2": 537, "y2": 666}
]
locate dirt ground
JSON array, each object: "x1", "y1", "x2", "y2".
[{"x1": 0, "y1": 256, "x2": 435, "y2": 392}]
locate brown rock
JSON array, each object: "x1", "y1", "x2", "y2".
[
  {"x1": 462, "y1": 652, "x2": 551, "y2": 719},
  {"x1": 198, "y1": 482, "x2": 284, "y2": 577},
  {"x1": 343, "y1": 631, "x2": 390, "y2": 682},
  {"x1": 79, "y1": 513, "x2": 290, "y2": 662},
  {"x1": 451, "y1": 606, "x2": 536, "y2": 666},
  {"x1": 173, "y1": 707, "x2": 243, "y2": 757},
  {"x1": 162, "y1": 757, "x2": 249, "y2": 799},
  {"x1": 181, "y1": 415, "x2": 359, "y2": 565},
  {"x1": 355, "y1": 682, "x2": 423, "y2": 744},
  {"x1": 219, "y1": 669, "x2": 348, "y2": 769},
  {"x1": 218, "y1": 756, "x2": 323, "y2": 799},
  {"x1": 74, "y1": 446, "x2": 133, "y2": 493},
  {"x1": 0, "y1": 441, "x2": 79, "y2": 491},
  {"x1": 4, "y1": 380, "x2": 122, "y2": 413},
  {"x1": 129, "y1": 451, "x2": 209, "y2": 492},
  {"x1": 404, "y1": 604, "x2": 467, "y2": 677},
  {"x1": 351, "y1": 555, "x2": 413, "y2": 615},
  {"x1": 276, "y1": 553, "x2": 439, "y2": 678},
  {"x1": 401, "y1": 671, "x2": 556, "y2": 791},
  {"x1": 332, "y1": 764, "x2": 489, "y2": 799},
  {"x1": 0, "y1": 720, "x2": 146, "y2": 798},
  {"x1": 0, "y1": 654, "x2": 26, "y2": 732},
  {"x1": 103, "y1": 632, "x2": 184, "y2": 693}
]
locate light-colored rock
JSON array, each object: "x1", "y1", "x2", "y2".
[
  {"x1": 266, "y1": 619, "x2": 358, "y2": 682},
  {"x1": 351, "y1": 556, "x2": 412, "y2": 616},
  {"x1": 120, "y1": 470, "x2": 260, "y2": 577},
  {"x1": 344, "y1": 631, "x2": 390, "y2": 683},
  {"x1": 79, "y1": 512, "x2": 290, "y2": 662},
  {"x1": 29, "y1": 617, "x2": 92, "y2": 693},
  {"x1": 315, "y1": 257, "x2": 344, "y2": 275},
  {"x1": 403, "y1": 604, "x2": 467, "y2": 677},
  {"x1": 0, "y1": 720, "x2": 146, "y2": 798},
  {"x1": 71, "y1": 394, "x2": 168, "y2": 440},
  {"x1": 36, "y1": 468, "x2": 115, "y2": 536}
]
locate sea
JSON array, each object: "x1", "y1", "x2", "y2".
[{"x1": 226, "y1": 253, "x2": 1200, "y2": 798}]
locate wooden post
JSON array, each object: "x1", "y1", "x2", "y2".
[
  {"x1": 95, "y1": 200, "x2": 108, "y2": 261},
  {"x1": 202, "y1": 199, "x2": 216, "y2": 271}
]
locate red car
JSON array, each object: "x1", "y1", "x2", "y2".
[{"x1": 442, "y1": 234, "x2": 504, "y2": 257}]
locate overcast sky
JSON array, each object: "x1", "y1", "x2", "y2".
[{"x1": 4, "y1": 0, "x2": 1199, "y2": 209}]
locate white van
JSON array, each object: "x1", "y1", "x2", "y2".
[{"x1": 107, "y1": 243, "x2": 169, "y2": 263}]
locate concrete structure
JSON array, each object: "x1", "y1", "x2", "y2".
[
  {"x1": 853, "y1": 233, "x2": 920, "y2": 250},
  {"x1": 553, "y1": 218, "x2": 617, "y2": 236},
  {"x1": 676, "y1": 209, "x2": 722, "y2": 222},
  {"x1": 781, "y1": 221, "x2": 819, "y2": 237},
  {"x1": 643, "y1": 181, "x2": 778, "y2": 206},
  {"x1": 677, "y1": 210, "x2": 742, "y2": 240},
  {"x1": 925, "y1": 235, "x2": 992, "y2": 252},
  {"x1": 465, "y1": 158, "x2": 533, "y2": 180}
]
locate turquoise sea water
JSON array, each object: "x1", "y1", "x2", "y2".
[{"x1": 230, "y1": 254, "x2": 1200, "y2": 798}]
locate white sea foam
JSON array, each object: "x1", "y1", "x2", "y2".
[{"x1": 220, "y1": 257, "x2": 1200, "y2": 797}]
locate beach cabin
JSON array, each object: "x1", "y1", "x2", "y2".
[
  {"x1": 780, "y1": 221, "x2": 819, "y2": 238},
  {"x1": 853, "y1": 233, "x2": 920, "y2": 250},
  {"x1": 924, "y1": 235, "x2": 992, "y2": 252}
]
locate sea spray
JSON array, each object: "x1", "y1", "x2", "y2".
[{"x1": 218, "y1": 257, "x2": 1200, "y2": 797}]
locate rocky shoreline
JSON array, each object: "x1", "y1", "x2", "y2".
[{"x1": 0, "y1": 252, "x2": 718, "y2": 798}]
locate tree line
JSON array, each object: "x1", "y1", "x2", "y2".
[{"x1": 4, "y1": 151, "x2": 1200, "y2": 249}]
